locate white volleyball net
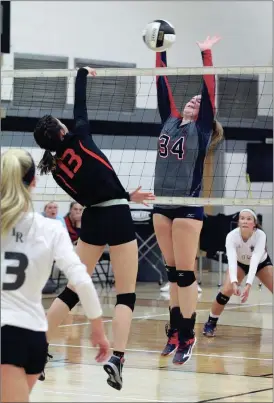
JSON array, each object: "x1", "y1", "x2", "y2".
[{"x1": 1, "y1": 65, "x2": 273, "y2": 210}]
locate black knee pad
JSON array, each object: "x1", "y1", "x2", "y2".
[
  {"x1": 165, "y1": 265, "x2": 177, "y2": 283},
  {"x1": 58, "y1": 287, "x2": 80, "y2": 310},
  {"x1": 216, "y1": 292, "x2": 230, "y2": 306},
  {"x1": 116, "y1": 293, "x2": 136, "y2": 312},
  {"x1": 177, "y1": 270, "x2": 196, "y2": 287}
]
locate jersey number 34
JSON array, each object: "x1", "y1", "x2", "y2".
[{"x1": 159, "y1": 135, "x2": 185, "y2": 160}]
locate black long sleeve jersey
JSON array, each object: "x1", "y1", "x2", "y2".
[{"x1": 52, "y1": 68, "x2": 130, "y2": 207}]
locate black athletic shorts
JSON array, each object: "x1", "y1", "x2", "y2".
[
  {"x1": 237, "y1": 255, "x2": 273, "y2": 275},
  {"x1": 80, "y1": 204, "x2": 136, "y2": 246},
  {"x1": 153, "y1": 206, "x2": 204, "y2": 221},
  {"x1": 1, "y1": 325, "x2": 48, "y2": 374}
]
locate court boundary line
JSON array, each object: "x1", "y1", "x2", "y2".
[
  {"x1": 59, "y1": 302, "x2": 272, "y2": 328},
  {"x1": 43, "y1": 389, "x2": 171, "y2": 402},
  {"x1": 196, "y1": 387, "x2": 272, "y2": 403},
  {"x1": 49, "y1": 343, "x2": 272, "y2": 362}
]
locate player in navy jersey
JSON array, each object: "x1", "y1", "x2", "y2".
[
  {"x1": 153, "y1": 36, "x2": 224, "y2": 365},
  {"x1": 33, "y1": 66, "x2": 155, "y2": 390}
]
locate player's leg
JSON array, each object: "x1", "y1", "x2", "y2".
[
  {"x1": 153, "y1": 212, "x2": 180, "y2": 356},
  {"x1": 1, "y1": 365, "x2": 29, "y2": 402},
  {"x1": 172, "y1": 217, "x2": 202, "y2": 365},
  {"x1": 203, "y1": 267, "x2": 246, "y2": 337},
  {"x1": 46, "y1": 206, "x2": 108, "y2": 342},
  {"x1": 256, "y1": 264, "x2": 273, "y2": 293},
  {"x1": 46, "y1": 240, "x2": 105, "y2": 341},
  {"x1": 1, "y1": 326, "x2": 47, "y2": 401},
  {"x1": 103, "y1": 205, "x2": 138, "y2": 390},
  {"x1": 26, "y1": 374, "x2": 41, "y2": 393}
]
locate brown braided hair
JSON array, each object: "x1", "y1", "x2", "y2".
[{"x1": 34, "y1": 115, "x2": 63, "y2": 175}]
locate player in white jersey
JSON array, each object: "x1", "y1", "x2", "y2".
[
  {"x1": 1, "y1": 149, "x2": 109, "y2": 402},
  {"x1": 203, "y1": 209, "x2": 273, "y2": 337}
]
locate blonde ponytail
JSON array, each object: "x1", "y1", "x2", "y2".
[{"x1": 1, "y1": 149, "x2": 34, "y2": 236}]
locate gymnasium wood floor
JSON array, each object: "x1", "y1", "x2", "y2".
[{"x1": 33, "y1": 273, "x2": 273, "y2": 402}]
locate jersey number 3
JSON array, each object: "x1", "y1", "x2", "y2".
[
  {"x1": 2, "y1": 252, "x2": 29, "y2": 291},
  {"x1": 159, "y1": 135, "x2": 185, "y2": 160}
]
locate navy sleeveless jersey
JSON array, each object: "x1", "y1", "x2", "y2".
[{"x1": 154, "y1": 50, "x2": 216, "y2": 205}]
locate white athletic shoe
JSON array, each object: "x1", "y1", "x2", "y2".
[
  {"x1": 160, "y1": 283, "x2": 170, "y2": 292},
  {"x1": 161, "y1": 282, "x2": 202, "y2": 293}
]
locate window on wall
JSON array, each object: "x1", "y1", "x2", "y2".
[
  {"x1": 75, "y1": 59, "x2": 136, "y2": 113},
  {"x1": 218, "y1": 76, "x2": 258, "y2": 119},
  {"x1": 13, "y1": 54, "x2": 68, "y2": 108}
]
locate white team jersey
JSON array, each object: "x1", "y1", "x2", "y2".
[
  {"x1": 1, "y1": 212, "x2": 98, "y2": 332},
  {"x1": 225, "y1": 227, "x2": 267, "y2": 285},
  {"x1": 226, "y1": 228, "x2": 267, "y2": 265}
]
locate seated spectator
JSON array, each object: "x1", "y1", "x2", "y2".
[
  {"x1": 64, "y1": 202, "x2": 83, "y2": 244},
  {"x1": 42, "y1": 201, "x2": 66, "y2": 227}
]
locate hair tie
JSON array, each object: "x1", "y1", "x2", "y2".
[{"x1": 22, "y1": 155, "x2": 35, "y2": 186}]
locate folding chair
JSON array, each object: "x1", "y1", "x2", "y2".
[{"x1": 131, "y1": 210, "x2": 164, "y2": 285}]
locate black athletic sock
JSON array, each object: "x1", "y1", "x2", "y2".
[
  {"x1": 170, "y1": 307, "x2": 181, "y2": 330},
  {"x1": 113, "y1": 350, "x2": 124, "y2": 360},
  {"x1": 179, "y1": 312, "x2": 196, "y2": 340},
  {"x1": 208, "y1": 315, "x2": 219, "y2": 325}
]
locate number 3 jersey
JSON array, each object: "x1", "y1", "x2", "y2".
[
  {"x1": 154, "y1": 50, "x2": 216, "y2": 202},
  {"x1": 1, "y1": 212, "x2": 99, "y2": 332}
]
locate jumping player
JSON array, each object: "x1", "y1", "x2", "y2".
[
  {"x1": 203, "y1": 209, "x2": 273, "y2": 337},
  {"x1": 33, "y1": 66, "x2": 155, "y2": 390},
  {"x1": 1, "y1": 149, "x2": 109, "y2": 402},
  {"x1": 153, "y1": 36, "x2": 223, "y2": 364}
]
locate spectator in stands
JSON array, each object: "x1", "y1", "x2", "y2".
[
  {"x1": 64, "y1": 202, "x2": 83, "y2": 244},
  {"x1": 42, "y1": 201, "x2": 66, "y2": 227}
]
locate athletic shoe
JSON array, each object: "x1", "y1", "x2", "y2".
[
  {"x1": 161, "y1": 323, "x2": 179, "y2": 356},
  {"x1": 160, "y1": 283, "x2": 170, "y2": 292},
  {"x1": 104, "y1": 355, "x2": 124, "y2": 391},
  {"x1": 172, "y1": 334, "x2": 196, "y2": 365},
  {"x1": 38, "y1": 352, "x2": 53, "y2": 381},
  {"x1": 203, "y1": 321, "x2": 217, "y2": 337},
  {"x1": 161, "y1": 282, "x2": 202, "y2": 293}
]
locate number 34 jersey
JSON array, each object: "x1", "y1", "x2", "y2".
[{"x1": 154, "y1": 117, "x2": 211, "y2": 198}]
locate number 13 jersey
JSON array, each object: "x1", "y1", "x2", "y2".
[{"x1": 52, "y1": 68, "x2": 130, "y2": 207}]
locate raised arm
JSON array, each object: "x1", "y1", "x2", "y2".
[
  {"x1": 156, "y1": 51, "x2": 180, "y2": 124},
  {"x1": 74, "y1": 66, "x2": 96, "y2": 135},
  {"x1": 196, "y1": 36, "x2": 221, "y2": 131}
]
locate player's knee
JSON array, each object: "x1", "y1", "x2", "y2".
[
  {"x1": 165, "y1": 265, "x2": 177, "y2": 283},
  {"x1": 58, "y1": 286, "x2": 80, "y2": 310},
  {"x1": 177, "y1": 270, "x2": 196, "y2": 287},
  {"x1": 115, "y1": 293, "x2": 136, "y2": 312},
  {"x1": 216, "y1": 292, "x2": 230, "y2": 306}
]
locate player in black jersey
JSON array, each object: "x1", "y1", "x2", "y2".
[
  {"x1": 33, "y1": 66, "x2": 155, "y2": 390},
  {"x1": 154, "y1": 36, "x2": 223, "y2": 365}
]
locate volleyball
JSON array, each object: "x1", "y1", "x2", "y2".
[{"x1": 142, "y1": 19, "x2": 176, "y2": 52}]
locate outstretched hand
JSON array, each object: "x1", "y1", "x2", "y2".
[
  {"x1": 241, "y1": 284, "x2": 251, "y2": 304},
  {"x1": 196, "y1": 35, "x2": 221, "y2": 51},
  {"x1": 83, "y1": 66, "x2": 97, "y2": 77},
  {"x1": 129, "y1": 186, "x2": 155, "y2": 207}
]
